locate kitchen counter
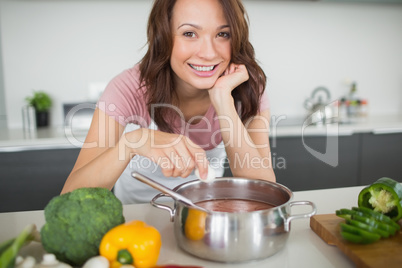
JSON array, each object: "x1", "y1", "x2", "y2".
[
  {"x1": 0, "y1": 186, "x2": 365, "y2": 268},
  {"x1": 0, "y1": 126, "x2": 87, "y2": 152},
  {"x1": 272, "y1": 114, "x2": 402, "y2": 137},
  {"x1": 1, "y1": 114, "x2": 402, "y2": 152}
]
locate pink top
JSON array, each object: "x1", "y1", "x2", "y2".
[{"x1": 97, "y1": 64, "x2": 270, "y2": 151}]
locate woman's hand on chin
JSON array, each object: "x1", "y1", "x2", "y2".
[{"x1": 208, "y1": 63, "x2": 249, "y2": 108}]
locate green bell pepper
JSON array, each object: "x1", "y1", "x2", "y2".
[
  {"x1": 340, "y1": 223, "x2": 381, "y2": 244},
  {"x1": 358, "y1": 177, "x2": 402, "y2": 222}
]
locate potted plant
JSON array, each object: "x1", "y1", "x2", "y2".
[{"x1": 25, "y1": 90, "x2": 52, "y2": 127}]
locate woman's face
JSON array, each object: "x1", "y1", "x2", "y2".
[{"x1": 170, "y1": 0, "x2": 231, "y2": 91}]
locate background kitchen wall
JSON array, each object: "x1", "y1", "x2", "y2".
[{"x1": 0, "y1": 0, "x2": 401, "y2": 129}]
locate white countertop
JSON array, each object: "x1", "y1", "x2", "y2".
[
  {"x1": 0, "y1": 186, "x2": 365, "y2": 268},
  {"x1": 0, "y1": 126, "x2": 87, "y2": 152},
  {"x1": 272, "y1": 114, "x2": 402, "y2": 137},
  {"x1": 1, "y1": 114, "x2": 402, "y2": 152}
]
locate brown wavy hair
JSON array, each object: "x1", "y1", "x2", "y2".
[{"x1": 139, "y1": 0, "x2": 266, "y2": 133}]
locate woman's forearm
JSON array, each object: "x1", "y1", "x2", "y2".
[
  {"x1": 208, "y1": 64, "x2": 275, "y2": 181},
  {"x1": 60, "y1": 131, "x2": 138, "y2": 194},
  {"x1": 61, "y1": 127, "x2": 210, "y2": 194},
  {"x1": 215, "y1": 99, "x2": 275, "y2": 181}
]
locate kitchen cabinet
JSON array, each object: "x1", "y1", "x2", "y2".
[
  {"x1": 359, "y1": 132, "x2": 402, "y2": 185},
  {"x1": 267, "y1": 132, "x2": 402, "y2": 191},
  {"x1": 222, "y1": 134, "x2": 360, "y2": 191},
  {"x1": 0, "y1": 148, "x2": 80, "y2": 212},
  {"x1": 223, "y1": 132, "x2": 402, "y2": 192},
  {"x1": 270, "y1": 135, "x2": 360, "y2": 191},
  {"x1": 1, "y1": 128, "x2": 401, "y2": 212}
]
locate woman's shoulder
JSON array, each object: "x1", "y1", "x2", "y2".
[
  {"x1": 112, "y1": 64, "x2": 145, "y2": 93},
  {"x1": 97, "y1": 64, "x2": 150, "y2": 126},
  {"x1": 125, "y1": 64, "x2": 141, "y2": 80}
]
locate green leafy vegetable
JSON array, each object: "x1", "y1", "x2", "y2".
[{"x1": 40, "y1": 187, "x2": 125, "y2": 267}]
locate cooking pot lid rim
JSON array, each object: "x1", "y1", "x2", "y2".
[{"x1": 171, "y1": 177, "x2": 294, "y2": 214}]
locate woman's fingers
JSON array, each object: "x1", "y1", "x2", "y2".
[
  {"x1": 132, "y1": 129, "x2": 208, "y2": 178},
  {"x1": 175, "y1": 149, "x2": 196, "y2": 178},
  {"x1": 209, "y1": 63, "x2": 249, "y2": 105},
  {"x1": 229, "y1": 63, "x2": 237, "y2": 74},
  {"x1": 168, "y1": 149, "x2": 191, "y2": 178},
  {"x1": 160, "y1": 136, "x2": 208, "y2": 179},
  {"x1": 166, "y1": 137, "x2": 207, "y2": 178},
  {"x1": 183, "y1": 137, "x2": 209, "y2": 180}
]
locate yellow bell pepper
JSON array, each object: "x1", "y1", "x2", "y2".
[
  {"x1": 184, "y1": 209, "x2": 207, "y2": 241},
  {"x1": 99, "y1": 220, "x2": 161, "y2": 268}
]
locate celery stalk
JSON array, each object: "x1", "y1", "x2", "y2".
[{"x1": 0, "y1": 224, "x2": 40, "y2": 268}]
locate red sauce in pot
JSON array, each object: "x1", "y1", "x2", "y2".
[{"x1": 195, "y1": 199, "x2": 275, "y2": 212}]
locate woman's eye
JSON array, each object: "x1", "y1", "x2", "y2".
[
  {"x1": 217, "y1": 32, "x2": 230, "y2": 39},
  {"x1": 183, "y1": 32, "x2": 196, "y2": 38}
]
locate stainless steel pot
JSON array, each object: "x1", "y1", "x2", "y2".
[{"x1": 150, "y1": 177, "x2": 316, "y2": 263}]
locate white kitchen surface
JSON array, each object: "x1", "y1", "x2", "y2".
[
  {"x1": 1, "y1": 115, "x2": 402, "y2": 152},
  {"x1": 0, "y1": 186, "x2": 364, "y2": 268}
]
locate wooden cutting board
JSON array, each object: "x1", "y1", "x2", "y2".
[{"x1": 310, "y1": 214, "x2": 402, "y2": 268}]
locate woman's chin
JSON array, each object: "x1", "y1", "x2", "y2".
[{"x1": 192, "y1": 79, "x2": 218, "y2": 90}]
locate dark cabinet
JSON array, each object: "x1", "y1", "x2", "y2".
[
  {"x1": 359, "y1": 133, "x2": 402, "y2": 185},
  {"x1": 0, "y1": 148, "x2": 80, "y2": 212},
  {"x1": 2, "y1": 132, "x2": 401, "y2": 212},
  {"x1": 268, "y1": 132, "x2": 402, "y2": 191},
  {"x1": 271, "y1": 135, "x2": 360, "y2": 191}
]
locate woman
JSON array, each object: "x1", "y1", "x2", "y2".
[{"x1": 61, "y1": 0, "x2": 276, "y2": 204}]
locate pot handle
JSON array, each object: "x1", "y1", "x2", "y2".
[
  {"x1": 151, "y1": 193, "x2": 176, "y2": 222},
  {"x1": 284, "y1": 201, "x2": 317, "y2": 232}
]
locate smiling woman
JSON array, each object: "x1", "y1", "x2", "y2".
[
  {"x1": 141, "y1": 0, "x2": 266, "y2": 134},
  {"x1": 170, "y1": 0, "x2": 231, "y2": 91},
  {"x1": 61, "y1": 0, "x2": 276, "y2": 205}
]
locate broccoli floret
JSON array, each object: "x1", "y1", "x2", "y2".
[
  {"x1": 368, "y1": 188, "x2": 397, "y2": 214},
  {"x1": 40, "y1": 187, "x2": 125, "y2": 267}
]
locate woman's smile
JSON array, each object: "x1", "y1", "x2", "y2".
[
  {"x1": 188, "y1": 63, "x2": 220, "y2": 77},
  {"x1": 189, "y1": 64, "x2": 216, "y2": 72}
]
